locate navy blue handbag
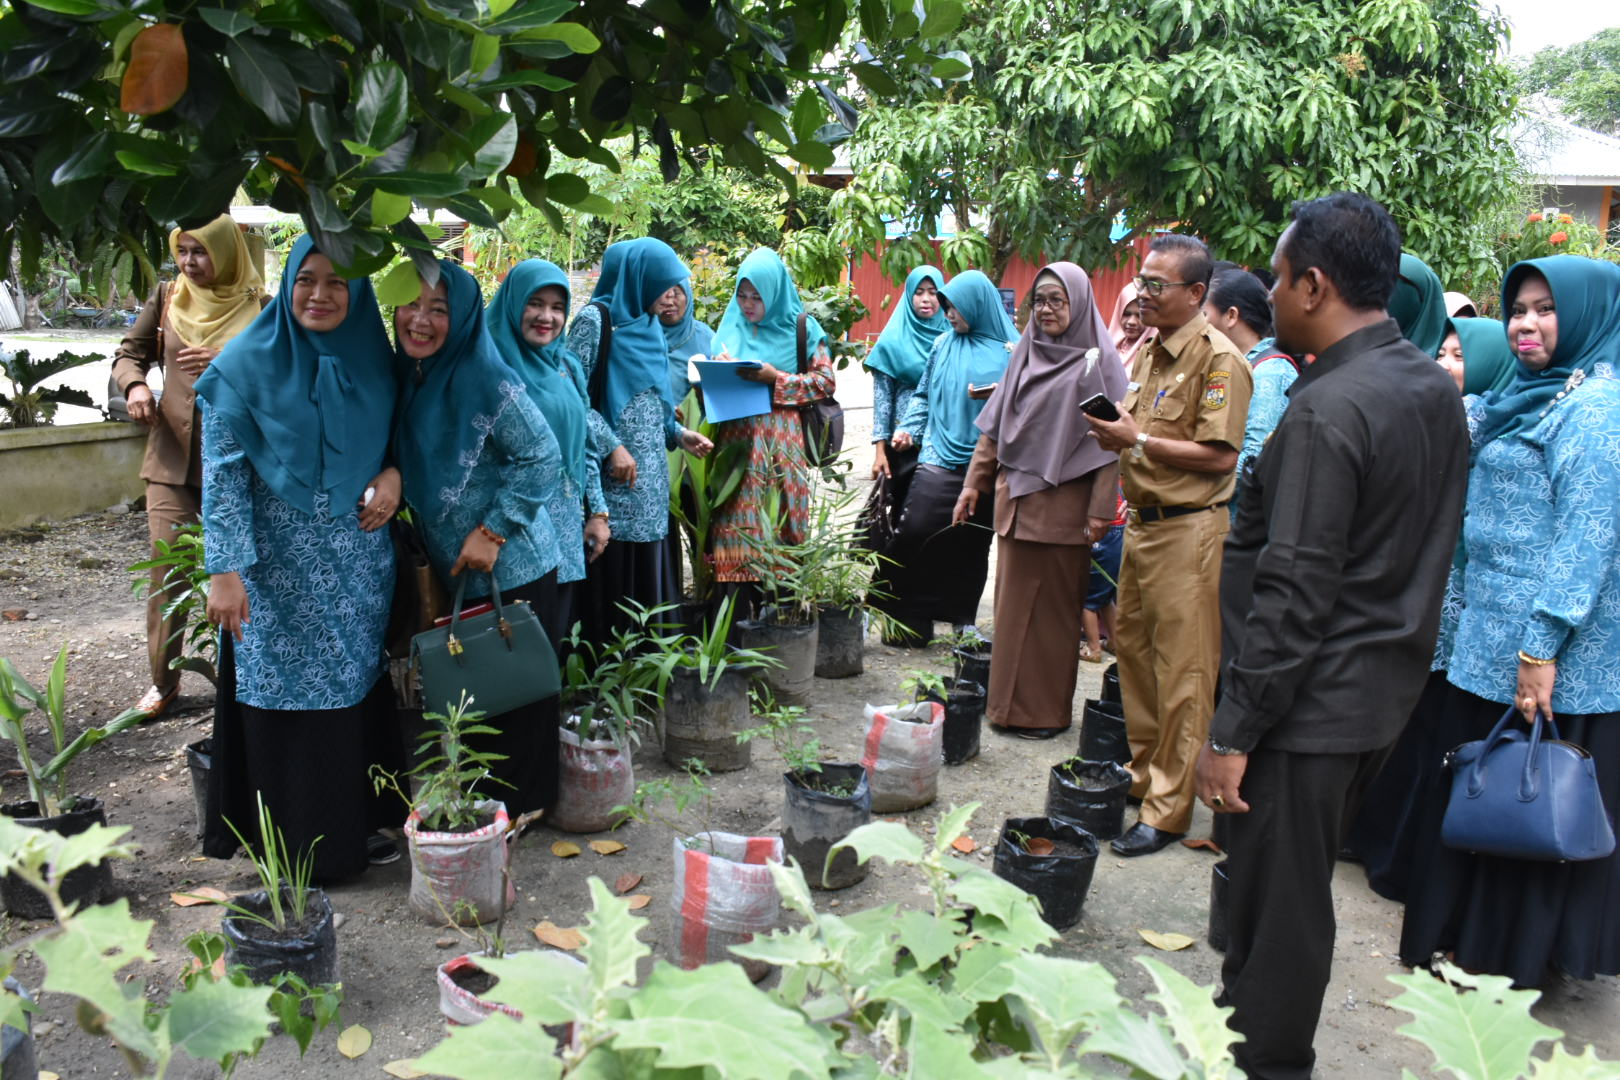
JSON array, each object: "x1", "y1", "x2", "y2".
[{"x1": 1441, "y1": 706, "x2": 1615, "y2": 862}]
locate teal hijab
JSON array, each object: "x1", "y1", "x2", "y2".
[
  {"x1": 394, "y1": 260, "x2": 531, "y2": 525},
  {"x1": 590, "y1": 238, "x2": 687, "y2": 422},
  {"x1": 714, "y1": 247, "x2": 828, "y2": 368},
  {"x1": 927, "y1": 270, "x2": 1016, "y2": 465},
  {"x1": 662, "y1": 283, "x2": 714, "y2": 403},
  {"x1": 1476, "y1": 256, "x2": 1620, "y2": 448},
  {"x1": 1389, "y1": 252, "x2": 1448, "y2": 358},
  {"x1": 1448, "y1": 316, "x2": 1517, "y2": 398},
  {"x1": 487, "y1": 259, "x2": 589, "y2": 489},
  {"x1": 195, "y1": 234, "x2": 395, "y2": 518},
  {"x1": 865, "y1": 264, "x2": 948, "y2": 386}
]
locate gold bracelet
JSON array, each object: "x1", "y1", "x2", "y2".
[
  {"x1": 589, "y1": 511, "x2": 610, "y2": 521},
  {"x1": 1517, "y1": 650, "x2": 1556, "y2": 666},
  {"x1": 477, "y1": 523, "x2": 507, "y2": 546}
]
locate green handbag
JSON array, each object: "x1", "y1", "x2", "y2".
[{"x1": 411, "y1": 578, "x2": 560, "y2": 718}]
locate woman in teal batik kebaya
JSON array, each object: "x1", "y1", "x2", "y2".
[{"x1": 196, "y1": 234, "x2": 405, "y2": 880}]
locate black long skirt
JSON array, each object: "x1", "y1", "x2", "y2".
[
  {"x1": 1398, "y1": 684, "x2": 1620, "y2": 985},
  {"x1": 204, "y1": 640, "x2": 405, "y2": 882},
  {"x1": 458, "y1": 572, "x2": 563, "y2": 819},
  {"x1": 1345, "y1": 669, "x2": 1453, "y2": 900},
  {"x1": 872, "y1": 461, "x2": 994, "y2": 632},
  {"x1": 579, "y1": 537, "x2": 675, "y2": 647}
]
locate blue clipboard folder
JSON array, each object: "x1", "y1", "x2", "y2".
[{"x1": 692, "y1": 359, "x2": 772, "y2": 422}]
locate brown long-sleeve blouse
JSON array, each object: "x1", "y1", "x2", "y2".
[{"x1": 963, "y1": 432, "x2": 1120, "y2": 545}]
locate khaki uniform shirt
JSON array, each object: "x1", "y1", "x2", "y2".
[{"x1": 1119, "y1": 314, "x2": 1253, "y2": 509}]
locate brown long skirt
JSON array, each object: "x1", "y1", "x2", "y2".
[{"x1": 987, "y1": 535, "x2": 1086, "y2": 732}]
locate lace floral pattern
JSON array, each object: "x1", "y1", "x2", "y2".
[
  {"x1": 1448, "y1": 365, "x2": 1620, "y2": 713},
  {"x1": 870, "y1": 369, "x2": 914, "y2": 444},
  {"x1": 201, "y1": 400, "x2": 393, "y2": 710}
]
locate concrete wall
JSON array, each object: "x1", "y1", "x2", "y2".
[
  {"x1": 1536, "y1": 184, "x2": 1608, "y2": 225},
  {"x1": 0, "y1": 422, "x2": 146, "y2": 530}
]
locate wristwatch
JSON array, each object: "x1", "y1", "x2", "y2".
[
  {"x1": 1207, "y1": 737, "x2": 1245, "y2": 756},
  {"x1": 1132, "y1": 431, "x2": 1150, "y2": 459}
]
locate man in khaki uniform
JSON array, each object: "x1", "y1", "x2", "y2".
[{"x1": 1087, "y1": 234, "x2": 1253, "y2": 856}]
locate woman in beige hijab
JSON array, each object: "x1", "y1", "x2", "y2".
[
  {"x1": 113, "y1": 214, "x2": 265, "y2": 717},
  {"x1": 1107, "y1": 280, "x2": 1156, "y2": 368}
]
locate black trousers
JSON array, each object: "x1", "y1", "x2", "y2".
[{"x1": 1219, "y1": 744, "x2": 1389, "y2": 1079}]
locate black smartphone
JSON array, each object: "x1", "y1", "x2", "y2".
[{"x1": 1078, "y1": 392, "x2": 1120, "y2": 421}]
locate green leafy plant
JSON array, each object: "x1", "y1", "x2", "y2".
[
  {"x1": 181, "y1": 931, "x2": 345, "y2": 1064},
  {"x1": 557, "y1": 600, "x2": 674, "y2": 746},
  {"x1": 612, "y1": 758, "x2": 717, "y2": 851},
  {"x1": 736, "y1": 686, "x2": 835, "y2": 783},
  {"x1": 668, "y1": 404, "x2": 749, "y2": 603},
  {"x1": 371, "y1": 691, "x2": 511, "y2": 834},
  {"x1": 127, "y1": 521, "x2": 218, "y2": 685},
  {"x1": 900, "y1": 668, "x2": 948, "y2": 703},
  {"x1": 634, "y1": 594, "x2": 781, "y2": 694},
  {"x1": 0, "y1": 814, "x2": 334, "y2": 1077},
  {"x1": 210, "y1": 792, "x2": 321, "y2": 934},
  {"x1": 0, "y1": 645, "x2": 146, "y2": 817},
  {"x1": 0, "y1": 346, "x2": 106, "y2": 427}
]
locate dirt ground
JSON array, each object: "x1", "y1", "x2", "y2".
[{"x1": 3, "y1": 454, "x2": 1618, "y2": 1077}]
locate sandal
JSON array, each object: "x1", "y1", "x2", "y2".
[
  {"x1": 134, "y1": 684, "x2": 178, "y2": 720},
  {"x1": 1079, "y1": 644, "x2": 1103, "y2": 663}
]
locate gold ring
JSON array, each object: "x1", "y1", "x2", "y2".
[
  {"x1": 1523, "y1": 697, "x2": 1536, "y2": 709},
  {"x1": 1211, "y1": 795, "x2": 1225, "y2": 808}
]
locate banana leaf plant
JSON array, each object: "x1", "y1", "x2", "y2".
[
  {"x1": 0, "y1": 346, "x2": 107, "y2": 427},
  {"x1": 667, "y1": 394, "x2": 747, "y2": 603},
  {"x1": 0, "y1": 646, "x2": 146, "y2": 817}
]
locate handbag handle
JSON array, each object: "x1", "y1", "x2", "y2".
[
  {"x1": 1464, "y1": 705, "x2": 1564, "y2": 802},
  {"x1": 445, "y1": 577, "x2": 514, "y2": 660}
]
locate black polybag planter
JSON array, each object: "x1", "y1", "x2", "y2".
[
  {"x1": 992, "y1": 816, "x2": 1100, "y2": 930},
  {"x1": 663, "y1": 667, "x2": 751, "y2": 772},
  {"x1": 814, "y1": 606, "x2": 864, "y2": 679},
  {"x1": 1101, "y1": 662, "x2": 1121, "y2": 705},
  {"x1": 736, "y1": 611, "x2": 818, "y2": 705},
  {"x1": 934, "y1": 679, "x2": 984, "y2": 765},
  {"x1": 1045, "y1": 760, "x2": 1132, "y2": 841},
  {"x1": 782, "y1": 764, "x2": 871, "y2": 890},
  {"x1": 951, "y1": 642, "x2": 992, "y2": 692},
  {"x1": 1078, "y1": 699, "x2": 1131, "y2": 766},
  {"x1": 1208, "y1": 859, "x2": 1230, "y2": 952},
  {"x1": 222, "y1": 887, "x2": 339, "y2": 987},
  {"x1": 1, "y1": 798, "x2": 114, "y2": 919},
  {"x1": 186, "y1": 738, "x2": 212, "y2": 842}
]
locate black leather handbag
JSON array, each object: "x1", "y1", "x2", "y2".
[
  {"x1": 1441, "y1": 705, "x2": 1616, "y2": 862},
  {"x1": 411, "y1": 579, "x2": 560, "y2": 719}
]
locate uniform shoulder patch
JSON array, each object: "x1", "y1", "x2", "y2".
[{"x1": 1203, "y1": 372, "x2": 1229, "y2": 410}]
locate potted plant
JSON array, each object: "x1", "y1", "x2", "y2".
[
  {"x1": 667, "y1": 414, "x2": 748, "y2": 618},
  {"x1": 991, "y1": 816, "x2": 1100, "y2": 930},
  {"x1": 797, "y1": 480, "x2": 893, "y2": 679},
  {"x1": 551, "y1": 602, "x2": 668, "y2": 834},
  {"x1": 910, "y1": 661, "x2": 987, "y2": 766},
  {"x1": 639, "y1": 595, "x2": 779, "y2": 772},
  {"x1": 615, "y1": 762, "x2": 784, "y2": 982},
  {"x1": 740, "y1": 688, "x2": 871, "y2": 890},
  {"x1": 861, "y1": 675, "x2": 947, "y2": 813},
  {"x1": 127, "y1": 521, "x2": 218, "y2": 686},
  {"x1": 372, "y1": 693, "x2": 516, "y2": 926},
  {"x1": 734, "y1": 489, "x2": 826, "y2": 704},
  {"x1": 214, "y1": 794, "x2": 339, "y2": 987},
  {"x1": 0, "y1": 646, "x2": 145, "y2": 918},
  {"x1": 937, "y1": 627, "x2": 993, "y2": 692},
  {"x1": 1045, "y1": 756, "x2": 1132, "y2": 842}
]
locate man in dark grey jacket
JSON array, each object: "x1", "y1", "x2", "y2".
[{"x1": 1197, "y1": 192, "x2": 1468, "y2": 1080}]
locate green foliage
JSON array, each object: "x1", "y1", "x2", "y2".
[
  {"x1": 900, "y1": 669, "x2": 948, "y2": 703},
  {"x1": 0, "y1": 645, "x2": 146, "y2": 817},
  {"x1": 1496, "y1": 211, "x2": 1618, "y2": 281},
  {"x1": 1387, "y1": 961, "x2": 1619, "y2": 1079},
  {"x1": 127, "y1": 521, "x2": 217, "y2": 685},
  {"x1": 633, "y1": 593, "x2": 781, "y2": 695},
  {"x1": 0, "y1": 346, "x2": 107, "y2": 427},
  {"x1": 737, "y1": 685, "x2": 827, "y2": 777},
  {"x1": 668, "y1": 396, "x2": 750, "y2": 602},
  {"x1": 557, "y1": 600, "x2": 673, "y2": 743},
  {"x1": 613, "y1": 758, "x2": 717, "y2": 846},
  {"x1": 0, "y1": 0, "x2": 962, "y2": 288},
  {"x1": 214, "y1": 791, "x2": 321, "y2": 933},
  {"x1": 372, "y1": 691, "x2": 511, "y2": 833},
  {"x1": 833, "y1": 0, "x2": 1524, "y2": 293},
  {"x1": 743, "y1": 474, "x2": 887, "y2": 623},
  {"x1": 0, "y1": 814, "x2": 340, "y2": 1076},
  {"x1": 1520, "y1": 29, "x2": 1620, "y2": 136},
  {"x1": 181, "y1": 932, "x2": 345, "y2": 1065},
  {"x1": 801, "y1": 281, "x2": 872, "y2": 368}
]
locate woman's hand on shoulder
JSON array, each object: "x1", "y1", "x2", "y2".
[{"x1": 357, "y1": 467, "x2": 401, "y2": 531}]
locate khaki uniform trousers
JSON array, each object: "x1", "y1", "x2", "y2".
[
  {"x1": 1114, "y1": 505, "x2": 1226, "y2": 834},
  {"x1": 145, "y1": 481, "x2": 201, "y2": 692}
]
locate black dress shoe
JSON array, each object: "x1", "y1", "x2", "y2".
[
  {"x1": 990, "y1": 724, "x2": 1069, "y2": 741},
  {"x1": 1111, "y1": 822, "x2": 1185, "y2": 857}
]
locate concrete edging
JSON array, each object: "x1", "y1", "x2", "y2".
[{"x1": 0, "y1": 421, "x2": 146, "y2": 530}]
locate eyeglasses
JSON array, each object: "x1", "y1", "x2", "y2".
[
  {"x1": 1133, "y1": 276, "x2": 1194, "y2": 297},
  {"x1": 1030, "y1": 295, "x2": 1068, "y2": 311}
]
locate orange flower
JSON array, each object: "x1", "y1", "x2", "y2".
[
  {"x1": 1527, "y1": 213, "x2": 1544, "y2": 223},
  {"x1": 1549, "y1": 231, "x2": 1569, "y2": 245},
  {"x1": 1558, "y1": 214, "x2": 1574, "y2": 223}
]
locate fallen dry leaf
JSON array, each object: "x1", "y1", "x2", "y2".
[
  {"x1": 1180, "y1": 835, "x2": 1225, "y2": 855},
  {"x1": 1138, "y1": 929, "x2": 1196, "y2": 952},
  {"x1": 336, "y1": 1023, "x2": 372, "y2": 1059},
  {"x1": 171, "y1": 886, "x2": 230, "y2": 908},
  {"x1": 951, "y1": 836, "x2": 976, "y2": 853},
  {"x1": 383, "y1": 1060, "x2": 428, "y2": 1079},
  {"x1": 624, "y1": 894, "x2": 652, "y2": 910},
  {"x1": 614, "y1": 872, "x2": 643, "y2": 894},
  {"x1": 550, "y1": 841, "x2": 582, "y2": 858},
  {"x1": 39, "y1": 1073, "x2": 61, "y2": 1080},
  {"x1": 534, "y1": 920, "x2": 584, "y2": 950},
  {"x1": 1024, "y1": 837, "x2": 1055, "y2": 856},
  {"x1": 589, "y1": 839, "x2": 627, "y2": 856}
]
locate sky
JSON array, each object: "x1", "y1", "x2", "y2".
[{"x1": 1490, "y1": 0, "x2": 1619, "y2": 56}]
